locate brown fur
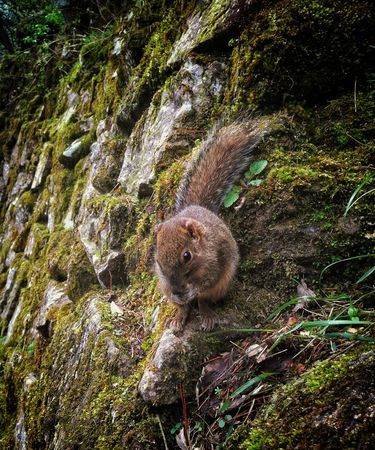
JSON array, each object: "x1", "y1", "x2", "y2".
[{"x1": 156, "y1": 120, "x2": 270, "y2": 331}]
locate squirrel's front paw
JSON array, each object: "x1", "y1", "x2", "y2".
[
  {"x1": 200, "y1": 312, "x2": 220, "y2": 331},
  {"x1": 167, "y1": 304, "x2": 190, "y2": 333},
  {"x1": 168, "y1": 315, "x2": 185, "y2": 332}
]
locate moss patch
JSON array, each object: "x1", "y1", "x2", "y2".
[{"x1": 228, "y1": 347, "x2": 375, "y2": 450}]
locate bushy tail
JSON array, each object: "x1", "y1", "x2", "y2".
[{"x1": 175, "y1": 118, "x2": 271, "y2": 213}]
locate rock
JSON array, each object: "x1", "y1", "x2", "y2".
[
  {"x1": 35, "y1": 281, "x2": 72, "y2": 338},
  {"x1": 55, "y1": 89, "x2": 79, "y2": 131},
  {"x1": 138, "y1": 182, "x2": 154, "y2": 199},
  {"x1": 9, "y1": 171, "x2": 34, "y2": 203},
  {"x1": 0, "y1": 266, "x2": 21, "y2": 327},
  {"x1": 19, "y1": 140, "x2": 36, "y2": 167},
  {"x1": 31, "y1": 143, "x2": 52, "y2": 191},
  {"x1": 59, "y1": 135, "x2": 92, "y2": 168},
  {"x1": 96, "y1": 118, "x2": 114, "y2": 144},
  {"x1": 76, "y1": 119, "x2": 123, "y2": 198},
  {"x1": 112, "y1": 37, "x2": 124, "y2": 56},
  {"x1": 167, "y1": 0, "x2": 251, "y2": 65},
  {"x1": 78, "y1": 201, "x2": 129, "y2": 288},
  {"x1": 110, "y1": 301, "x2": 124, "y2": 316},
  {"x1": 15, "y1": 408, "x2": 27, "y2": 450},
  {"x1": 138, "y1": 329, "x2": 193, "y2": 404},
  {"x1": 97, "y1": 250, "x2": 127, "y2": 288},
  {"x1": 90, "y1": 143, "x2": 122, "y2": 194},
  {"x1": 62, "y1": 207, "x2": 74, "y2": 230},
  {"x1": 0, "y1": 159, "x2": 9, "y2": 203},
  {"x1": 79, "y1": 115, "x2": 94, "y2": 133},
  {"x1": 14, "y1": 373, "x2": 37, "y2": 450},
  {"x1": 118, "y1": 59, "x2": 226, "y2": 195},
  {"x1": 5, "y1": 247, "x2": 16, "y2": 267},
  {"x1": 24, "y1": 297, "x2": 134, "y2": 447},
  {"x1": 5, "y1": 291, "x2": 24, "y2": 343}
]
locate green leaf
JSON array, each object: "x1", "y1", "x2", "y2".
[
  {"x1": 220, "y1": 398, "x2": 231, "y2": 412},
  {"x1": 230, "y1": 372, "x2": 275, "y2": 399},
  {"x1": 266, "y1": 297, "x2": 299, "y2": 320},
  {"x1": 27, "y1": 341, "x2": 36, "y2": 354},
  {"x1": 344, "y1": 174, "x2": 374, "y2": 216},
  {"x1": 218, "y1": 419, "x2": 226, "y2": 428},
  {"x1": 348, "y1": 304, "x2": 359, "y2": 321},
  {"x1": 223, "y1": 185, "x2": 241, "y2": 208},
  {"x1": 249, "y1": 179, "x2": 263, "y2": 186},
  {"x1": 225, "y1": 415, "x2": 233, "y2": 421},
  {"x1": 300, "y1": 320, "x2": 372, "y2": 328},
  {"x1": 170, "y1": 422, "x2": 182, "y2": 434},
  {"x1": 356, "y1": 265, "x2": 375, "y2": 283},
  {"x1": 245, "y1": 160, "x2": 268, "y2": 179},
  {"x1": 323, "y1": 333, "x2": 375, "y2": 342}
]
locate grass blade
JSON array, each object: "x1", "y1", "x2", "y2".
[
  {"x1": 323, "y1": 332, "x2": 375, "y2": 342},
  {"x1": 300, "y1": 320, "x2": 372, "y2": 328},
  {"x1": 229, "y1": 372, "x2": 275, "y2": 399},
  {"x1": 344, "y1": 175, "x2": 373, "y2": 216},
  {"x1": 267, "y1": 298, "x2": 299, "y2": 320},
  {"x1": 320, "y1": 254, "x2": 375, "y2": 281},
  {"x1": 356, "y1": 265, "x2": 375, "y2": 284}
]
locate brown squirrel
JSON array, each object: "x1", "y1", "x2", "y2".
[{"x1": 155, "y1": 119, "x2": 270, "y2": 331}]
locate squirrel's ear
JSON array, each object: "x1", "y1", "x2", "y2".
[{"x1": 182, "y1": 218, "x2": 205, "y2": 241}]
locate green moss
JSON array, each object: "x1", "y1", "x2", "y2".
[
  {"x1": 46, "y1": 229, "x2": 73, "y2": 281},
  {"x1": 303, "y1": 352, "x2": 354, "y2": 392},
  {"x1": 116, "y1": 1, "x2": 194, "y2": 131},
  {"x1": 233, "y1": 0, "x2": 373, "y2": 112},
  {"x1": 268, "y1": 165, "x2": 321, "y2": 184},
  {"x1": 66, "y1": 237, "x2": 98, "y2": 299},
  {"x1": 0, "y1": 344, "x2": 16, "y2": 449},
  {"x1": 85, "y1": 193, "x2": 129, "y2": 216},
  {"x1": 19, "y1": 293, "x2": 163, "y2": 449},
  {"x1": 228, "y1": 347, "x2": 374, "y2": 450},
  {"x1": 18, "y1": 191, "x2": 37, "y2": 210},
  {"x1": 154, "y1": 159, "x2": 186, "y2": 210}
]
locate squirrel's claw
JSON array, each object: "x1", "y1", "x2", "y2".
[
  {"x1": 200, "y1": 312, "x2": 220, "y2": 331},
  {"x1": 168, "y1": 316, "x2": 185, "y2": 332},
  {"x1": 168, "y1": 304, "x2": 190, "y2": 332}
]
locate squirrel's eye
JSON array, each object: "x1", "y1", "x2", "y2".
[{"x1": 183, "y1": 251, "x2": 191, "y2": 263}]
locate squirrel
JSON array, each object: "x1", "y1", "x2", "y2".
[{"x1": 155, "y1": 119, "x2": 270, "y2": 331}]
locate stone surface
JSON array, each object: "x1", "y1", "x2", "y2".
[
  {"x1": 78, "y1": 202, "x2": 129, "y2": 288},
  {"x1": 59, "y1": 136, "x2": 91, "y2": 168},
  {"x1": 118, "y1": 59, "x2": 226, "y2": 195},
  {"x1": 31, "y1": 143, "x2": 52, "y2": 191},
  {"x1": 167, "y1": 0, "x2": 252, "y2": 65},
  {"x1": 5, "y1": 292, "x2": 24, "y2": 344},
  {"x1": 138, "y1": 329, "x2": 193, "y2": 405},
  {"x1": 0, "y1": 266, "x2": 21, "y2": 327},
  {"x1": 34, "y1": 281, "x2": 72, "y2": 337}
]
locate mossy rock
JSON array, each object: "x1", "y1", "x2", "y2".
[
  {"x1": 223, "y1": 0, "x2": 375, "y2": 113},
  {"x1": 227, "y1": 347, "x2": 375, "y2": 449}
]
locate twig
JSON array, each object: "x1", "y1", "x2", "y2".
[
  {"x1": 109, "y1": 270, "x2": 112, "y2": 291},
  {"x1": 157, "y1": 414, "x2": 169, "y2": 450},
  {"x1": 243, "y1": 398, "x2": 256, "y2": 423},
  {"x1": 343, "y1": 131, "x2": 364, "y2": 146},
  {"x1": 179, "y1": 383, "x2": 190, "y2": 447}
]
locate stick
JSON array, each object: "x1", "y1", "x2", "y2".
[{"x1": 157, "y1": 414, "x2": 169, "y2": 450}]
